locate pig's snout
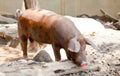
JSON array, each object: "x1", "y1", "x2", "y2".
[
  {"x1": 75, "y1": 60, "x2": 87, "y2": 67},
  {"x1": 74, "y1": 55, "x2": 87, "y2": 67},
  {"x1": 75, "y1": 61, "x2": 87, "y2": 67},
  {"x1": 81, "y1": 61, "x2": 87, "y2": 67},
  {"x1": 69, "y1": 51, "x2": 87, "y2": 66}
]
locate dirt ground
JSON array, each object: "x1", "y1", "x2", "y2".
[
  {"x1": 0, "y1": 14, "x2": 120, "y2": 76},
  {"x1": 0, "y1": 28, "x2": 120, "y2": 76}
]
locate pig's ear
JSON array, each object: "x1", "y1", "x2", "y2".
[{"x1": 68, "y1": 37, "x2": 80, "y2": 53}]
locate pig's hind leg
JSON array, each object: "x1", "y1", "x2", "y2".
[{"x1": 18, "y1": 28, "x2": 29, "y2": 59}]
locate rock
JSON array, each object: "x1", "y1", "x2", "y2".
[
  {"x1": 117, "y1": 71, "x2": 120, "y2": 76},
  {"x1": 1, "y1": 14, "x2": 17, "y2": 20},
  {"x1": 0, "y1": 24, "x2": 19, "y2": 47},
  {"x1": 9, "y1": 38, "x2": 19, "y2": 48},
  {"x1": 64, "y1": 16, "x2": 105, "y2": 36},
  {"x1": 0, "y1": 32, "x2": 13, "y2": 46},
  {"x1": 33, "y1": 50, "x2": 53, "y2": 62},
  {"x1": 0, "y1": 24, "x2": 18, "y2": 38},
  {"x1": 108, "y1": 59, "x2": 120, "y2": 66},
  {"x1": 0, "y1": 15, "x2": 17, "y2": 24},
  {"x1": 0, "y1": 37, "x2": 9, "y2": 45},
  {"x1": 0, "y1": 72, "x2": 5, "y2": 76}
]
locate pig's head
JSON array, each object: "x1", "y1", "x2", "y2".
[
  {"x1": 75, "y1": 51, "x2": 87, "y2": 67},
  {"x1": 68, "y1": 36, "x2": 87, "y2": 66}
]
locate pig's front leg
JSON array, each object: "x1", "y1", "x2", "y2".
[
  {"x1": 52, "y1": 45, "x2": 61, "y2": 61},
  {"x1": 64, "y1": 49, "x2": 71, "y2": 60}
]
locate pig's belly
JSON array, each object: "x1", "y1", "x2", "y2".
[{"x1": 29, "y1": 28, "x2": 51, "y2": 44}]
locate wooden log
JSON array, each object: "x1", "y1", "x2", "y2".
[
  {"x1": 100, "y1": 9, "x2": 118, "y2": 23},
  {"x1": 22, "y1": 0, "x2": 39, "y2": 10},
  {"x1": 0, "y1": 15, "x2": 17, "y2": 24}
]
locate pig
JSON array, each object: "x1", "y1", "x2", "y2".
[{"x1": 16, "y1": 8, "x2": 99, "y2": 66}]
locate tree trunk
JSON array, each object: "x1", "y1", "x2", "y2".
[{"x1": 23, "y1": 0, "x2": 39, "y2": 10}]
